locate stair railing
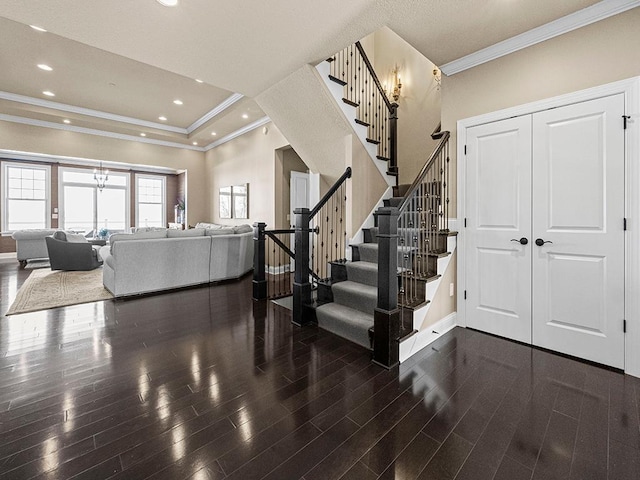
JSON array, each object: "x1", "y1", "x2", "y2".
[
  {"x1": 329, "y1": 42, "x2": 398, "y2": 176},
  {"x1": 373, "y1": 132, "x2": 450, "y2": 368},
  {"x1": 252, "y1": 223, "x2": 295, "y2": 300},
  {"x1": 292, "y1": 167, "x2": 352, "y2": 325}
]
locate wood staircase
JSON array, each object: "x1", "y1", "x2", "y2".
[{"x1": 315, "y1": 183, "x2": 456, "y2": 353}]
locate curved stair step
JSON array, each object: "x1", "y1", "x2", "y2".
[{"x1": 316, "y1": 303, "x2": 373, "y2": 349}]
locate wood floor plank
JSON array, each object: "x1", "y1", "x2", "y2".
[{"x1": 0, "y1": 259, "x2": 636, "y2": 480}]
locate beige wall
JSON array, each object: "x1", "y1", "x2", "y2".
[
  {"x1": 442, "y1": 8, "x2": 640, "y2": 213},
  {"x1": 205, "y1": 122, "x2": 289, "y2": 227},
  {"x1": 0, "y1": 120, "x2": 208, "y2": 225},
  {"x1": 275, "y1": 147, "x2": 308, "y2": 229},
  {"x1": 368, "y1": 27, "x2": 442, "y2": 185},
  {"x1": 440, "y1": 8, "x2": 640, "y2": 321}
]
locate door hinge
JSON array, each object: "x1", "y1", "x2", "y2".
[
  {"x1": 623, "y1": 319, "x2": 627, "y2": 333},
  {"x1": 623, "y1": 115, "x2": 630, "y2": 129},
  {"x1": 624, "y1": 218, "x2": 627, "y2": 230},
  {"x1": 464, "y1": 290, "x2": 467, "y2": 300},
  {"x1": 464, "y1": 145, "x2": 467, "y2": 155},
  {"x1": 464, "y1": 218, "x2": 467, "y2": 228}
]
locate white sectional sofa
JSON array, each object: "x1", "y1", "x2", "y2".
[{"x1": 100, "y1": 224, "x2": 253, "y2": 297}]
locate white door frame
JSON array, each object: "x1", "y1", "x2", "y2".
[{"x1": 456, "y1": 76, "x2": 640, "y2": 377}]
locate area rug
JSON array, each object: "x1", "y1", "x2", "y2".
[{"x1": 6, "y1": 268, "x2": 113, "y2": 316}]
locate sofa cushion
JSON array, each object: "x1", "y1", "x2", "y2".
[
  {"x1": 207, "y1": 228, "x2": 235, "y2": 236},
  {"x1": 109, "y1": 230, "x2": 167, "y2": 253},
  {"x1": 167, "y1": 228, "x2": 205, "y2": 238},
  {"x1": 66, "y1": 232, "x2": 89, "y2": 243},
  {"x1": 131, "y1": 227, "x2": 168, "y2": 233},
  {"x1": 195, "y1": 222, "x2": 231, "y2": 230},
  {"x1": 233, "y1": 224, "x2": 253, "y2": 234}
]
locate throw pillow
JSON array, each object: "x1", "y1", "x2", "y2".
[
  {"x1": 66, "y1": 233, "x2": 89, "y2": 243},
  {"x1": 233, "y1": 224, "x2": 253, "y2": 234},
  {"x1": 52, "y1": 230, "x2": 67, "y2": 241}
]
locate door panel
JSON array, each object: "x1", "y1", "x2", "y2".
[
  {"x1": 532, "y1": 94, "x2": 625, "y2": 368},
  {"x1": 466, "y1": 116, "x2": 532, "y2": 343}
]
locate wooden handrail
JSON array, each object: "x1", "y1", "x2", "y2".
[
  {"x1": 265, "y1": 230, "x2": 294, "y2": 259},
  {"x1": 355, "y1": 42, "x2": 395, "y2": 112},
  {"x1": 397, "y1": 131, "x2": 450, "y2": 214},
  {"x1": 309, "y1": 167, "x2": 352, "y2": 219}
]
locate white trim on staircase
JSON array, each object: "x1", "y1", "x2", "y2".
[
  {"x1": 400, "y1": 312, "x2": 458, "y2": 363},
  {"x1": 440, "y1": 0, "x2": 640, "y2": 76}
]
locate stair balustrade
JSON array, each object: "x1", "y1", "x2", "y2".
[
  {"x1": 374, "y1": 132, "x2": 451, "y2": 368},
  {"x1": 329, "y1": 42, "x2": 398, "y2": 177},
  {"x1": 292, "y1": 167, "x2": 352, "y2": 325},
  {"x1": 252, "y1": 223, "x2": 294, "y2": 300}
]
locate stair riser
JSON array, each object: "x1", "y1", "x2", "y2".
[
  {"x1": 316, "y1": 309, "x2": 372, "y2": 349},
  {"x1": 345, "y1": 263, "x2": 378, "y2": 287},
  {"x1": 332, "y1": 286, "x2": 376, "y2": 315}
]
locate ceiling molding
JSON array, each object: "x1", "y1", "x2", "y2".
[
  {"x1": 204, "y1": 116, "x2": 271, "y2": 151},
  {"x1": 440, "y1": 0, "x2": 640, "y2": 76},
  {"x1": 0, "y1": 113, "x2": 204, "y2": 151},
  {"x1": 0, "y1": 90, "x2": 188, "y2": 134},
  {"x1": 187, "y1": 93, "x2": 243, "y2": 133},
  {"x1": 0, "y1": 149, "x2": 180, "y2": 174}
]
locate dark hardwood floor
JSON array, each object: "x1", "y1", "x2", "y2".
[{"x1": 1, "y1": 258, "x2": 639, "y2": 480}]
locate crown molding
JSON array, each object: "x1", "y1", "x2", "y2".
[
  {"x1": 0, "y1": 113, "x2": 204, "y2": 151},
  {"x1": 440, "y1": 0, "x2": 640, "y2": 76},
  {"x1": 0, "y1": 149, "x2": 180, "y2": 174},
  {"x1": 187, "y1": 93, "x2": 243, "y2": 133},
  {"x1": 204, "y1": 116, "x2": 271, "y2": 151},
  {"x1": 0, "y1": 90, "x2": 188, "y2": 134}
]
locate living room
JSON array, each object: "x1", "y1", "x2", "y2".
[{"x1": 1, "y1": 1, "x2": 640, "y2": 479}]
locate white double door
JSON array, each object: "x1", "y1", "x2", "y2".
[{"x1": 465, "y1": 94, "x2": 625, "y2": 368}]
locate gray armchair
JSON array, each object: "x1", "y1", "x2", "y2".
[{"x1": 45, "y1": 231, "x2": 103, "y2": 271}]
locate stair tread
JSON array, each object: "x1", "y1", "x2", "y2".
[
  {"x1": 328, "y1": 74, "x2": 347, "y2": 86},
  {"x1": 316, "y1": 302, "x2": 374, "y2": 349}
]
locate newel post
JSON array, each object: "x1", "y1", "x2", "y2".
[
  {"x1": 389, "y1": 103, "x2": 399, "y2": 179},
  {"x1": 293, "y1": 208, "x2": 313, "y2": 326},
  {"x1": 252, "y1": 222, "x2": 267, "y2": 301},
  {"x1": 373, "y1": 206, "x2": 400, "y2": 368}
]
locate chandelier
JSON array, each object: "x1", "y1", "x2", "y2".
[{"x1": 94, "y1": 162, "x2": 109, "y2": 192}]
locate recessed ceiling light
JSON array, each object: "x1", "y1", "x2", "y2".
[
  {"x1": 63, "y1": 119, "x2": 71, "y2": 124},
  {"x1": 242, "y1": 114, "x2": 249, "y2": 119},
  {"x1": 158, "y1": 116, "x2": 167, "y2": 121},
  {"x1": 192, "y1": 142, "x2": 198, "y2": 146},
  {"x1": 42, "y1": 91, "x2": 55, "y2": 97},
  {"x1": 156, "y1": 0, "x2": 178, "y2": 6},
  {"x1": 195, "y1": 79, "x2": 203, "y2": 84},
  {"x1": 37, "y1": 64, "x2": 52, "y2": 71},
  {"x1": 30, "y1": 25, "x2": 47, "y2": 32},
  {"x1": 173, "y1": 99, "x2": 183, "y2": 105},
  {"x1": 140, "y1": 133, "x2": 146, "y2": 137},
  {"x1": 211, "y1": 132, "x2": 217, "y2": 136}
]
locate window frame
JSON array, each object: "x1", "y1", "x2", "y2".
[
  {"x1": 1, "y1": 161, "x2": 51, "y2": 233},
  {"x1": 135, "y1": 173, "x2": 166, "y2": 228},
  {"x1": 58, "y1": 166, "x2": 130, "y2": 234}
]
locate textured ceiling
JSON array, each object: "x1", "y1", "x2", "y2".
[{"x1": 0, "y1": 0, "x2": 610, "y2": 150}]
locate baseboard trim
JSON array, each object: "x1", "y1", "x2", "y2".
[
  {"x1": 0, "y1": 252, "x2": 17, "y2": 260},
  {"x1": 399, "y1": 312, "x2": 457, "y2": 363}
]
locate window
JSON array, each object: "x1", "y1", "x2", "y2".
[
  {"x1": 1, "y1": 162, "x2": 51, "y2": 232},
  {"x1": 136, "y1": 175, "x2": 166, "y2": 228},
  {"x1": 59, "y1": 167, "x2": 129, "y2": 234}
]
